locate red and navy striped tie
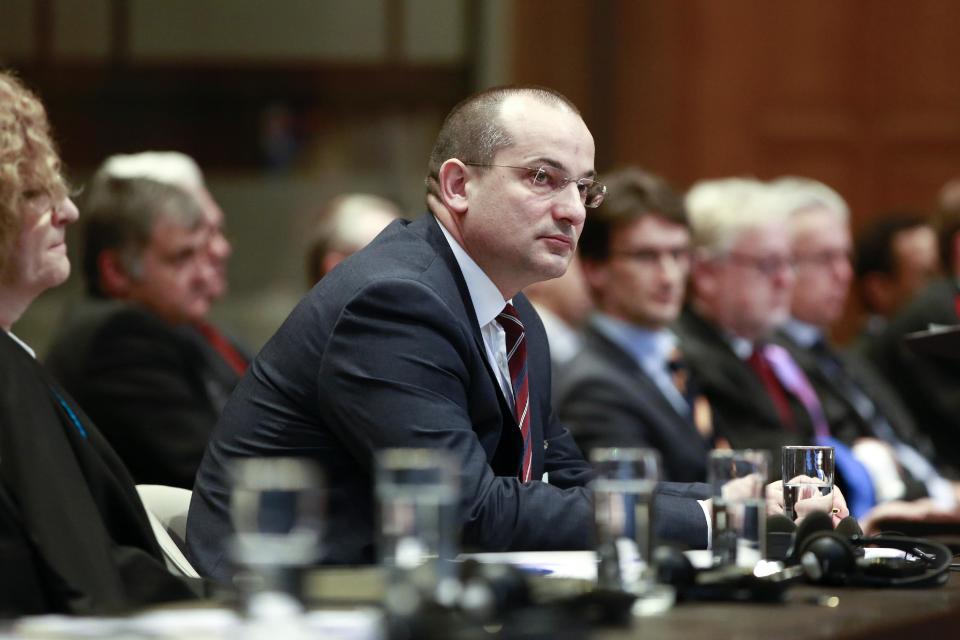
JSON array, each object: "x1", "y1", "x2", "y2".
[{"x1": 498, "y1": 303, "x2": 532, "y2": 483}]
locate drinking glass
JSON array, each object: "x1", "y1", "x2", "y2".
[
  {"x1": 707, "y1": 449, "x2": 769, "y2": 568},
  {"x1": 230, "y1": 457, "x2": 325, "y2": 602},
  {"x1": 589, "y1": 447, "x2": 661, "y2": 593},
  {"x1": 782, "y1": 445, "x2": 835, "y2": 521},
  {"x1": 376, "y1": 448, "x2": 459, "y2": 601}
]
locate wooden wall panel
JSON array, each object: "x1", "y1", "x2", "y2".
[{"x1": 512, "y1": 0, "x2": 960, "y2": 340}]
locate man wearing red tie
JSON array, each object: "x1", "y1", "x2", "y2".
[
  {"x1": 46, "y1": 156, "x2": 248, "y2": 489},
  {"x1": 187, "y1": 86, "x2": 719, "y2": 582}
]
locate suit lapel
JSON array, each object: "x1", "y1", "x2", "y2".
[
  {"x1": 412, "y1": 215, "x2": 521, "y2": 459},
  {"x1": 586, "y1": 326, "x2": 708, "y2": 443}
]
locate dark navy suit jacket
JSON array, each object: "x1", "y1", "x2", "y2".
[{"x1": 186, "y1": 215, "x2": 708, "y2": 581}]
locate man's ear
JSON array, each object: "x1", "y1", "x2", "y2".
[
  {"x1": 97, "y1": 249, "x2": 133, "y2": 298},
  {"x1": 437, "y1": 159, "x2": 470, "y2": 215}
]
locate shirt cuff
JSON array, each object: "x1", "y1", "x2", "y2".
[{"x1": 697, "y1": 499, "x2": 712, "y2": 549}]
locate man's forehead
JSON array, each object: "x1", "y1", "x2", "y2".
[
  {"x1": 736, "y1": 225, "x2": 792, "y2": 252},
  {"x1": 496, "y1": 95, "x2": 594, "y2": 165},
  {"x1": 618, "y1": 214, "x2": 690, "y2": 242}
]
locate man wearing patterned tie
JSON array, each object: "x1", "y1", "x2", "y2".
[
  {"x1": 865, "y1": 201, "x2": 960, "y2": 475},
  {"x1": 677, "y1": 178, "x2": 877, "y2": 517},
  {"x1": 45, "y1": 163, "x2": 248, "y2": 489},
  {"x1": 772, "y1": 177, "x2": 960, "y2": 530},
  {"x1": 555, "y1": 167, "x2": 716, "y2": 483},
  {"x1": 187, "y1": 86, "x2": 720, "y2": 582}
]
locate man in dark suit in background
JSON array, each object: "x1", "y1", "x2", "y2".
[
  {"x1": 863, "y1": 203, "x2": 960, "y2": 476},
  {"x1": 187, "y1": 86, "x2": 718, "y2": 582},
  {"x1": 771, "y1": 178, "x2": 957, "y2": 520},
  {"x1": 556, "y1": 167, "x2": 714, "y2": 483},
  {"x1": 46, "y1": 165, "x2": 246, "y2": 489},
  {"x1": 675, "y1": 178, "x2": 814, "y2": 456},
  {"x1": 676, "y1": 177, "x2": 875, "y2": 517}
]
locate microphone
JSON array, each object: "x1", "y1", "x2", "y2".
[
  {"x1": 766, "y1": 514, "x2": 797, "y2": 561},
  {"x1": 788, "y1": 510, "x2": 833, "y2": 563},
  {"x1": 834, "y1": 516, "x2": 864, "y2": 541}
]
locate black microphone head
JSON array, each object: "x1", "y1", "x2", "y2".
[
  {"x1": 789, "y1": 510, "x2": 833, "y2": 561},
  {"x1": 766, "y1": 514, "x2": 798, "y2": 561},
  {"x1": 767, "y1": 514, "x2": 798, "y2": 534},
  {"x1": 834, "y1": 516, "x2": 864, "y2": 541}
]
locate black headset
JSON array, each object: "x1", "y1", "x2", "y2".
[{"x1": 791, "y1": 511, "x2": 952, "y2": 588}]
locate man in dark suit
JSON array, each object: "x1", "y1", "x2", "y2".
[
  {"x1": 676, "y1": 178, "x2": 816, "y2": 458},
  {"x1": 555, "y1": 168, "x2": 713, "y2": 483},
  {"x1": 864, "y1": 204, "x2": 960, "y2": 475},
  {"x1": 772, "y1": 179, "x2": 957, "y2": 517},
  {"x1": 0, "y1": 70, "x2": 197, "y2": 614},
  {"x1": 677, "y1": 177, "x2": 880, "y2": 518},
  {"x1": 186, "y1": 87, "x2": 718, "y2": 582},
  {"x1": 46, "y1": 171, "x2": 247, "y2": 488}
]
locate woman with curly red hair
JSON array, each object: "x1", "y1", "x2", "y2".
[{"x1": 0, "y1": 70, "x2": 198, "y2": 615}]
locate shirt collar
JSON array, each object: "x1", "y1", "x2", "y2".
[
  {"x1": 781, "y1": 318, "x2": 824, "y2": 348},
  {"x1": 592, "y1": 313, "x2": 676, "y2": 368},
  {"x1": 437, "y1": 220, "x2": 507, "y2": 326},
  {"x1": 5, "y1": 331, "x2": 36, "y2": 359}
]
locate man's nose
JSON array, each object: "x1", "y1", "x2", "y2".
[{"x1": 554, "y1": 182, "x2": 587, "y2": 227}]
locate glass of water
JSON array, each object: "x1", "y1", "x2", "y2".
[
  {"x1": 707, "y1": 449, "x2": 769, "y2": 568},
  {"x1": 590, "y1": 447, "x2": 661, "y2": 593},
  {"x1": 376, "y1": 448, "x2": 459, "y2": 603},
  {"x1": 782, "y1": 445, "x2": 835, "y2": 521},
  {"x1": 230, "y1": 457, "x2": 325, "y2": 602}
]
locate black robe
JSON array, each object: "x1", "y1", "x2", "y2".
[{"x1": 0, "y1": 331, "x2": 198, "y2": 616}]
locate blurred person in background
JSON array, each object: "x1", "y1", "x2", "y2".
[
  {"x1": 45, "y1": 165, "x2": 246, "y2": 489},
  {"x1": 864, "y1": 201, "x2": 960, "y2": 476},
  {"x1": 677, "y1": 177, "x2": 877, "y2": 518},
  {"x1": 940, "y1": 177, "x2": 960, "y2": 210},
  {"x1": 771, "y1": 177, "x2": 959, "y2": 532},
  {"x1": 555, "y1": 167, "x2": 715, "y2": 482},
  {"x1": 853, "y1": 213, "x2": 939, "y2": 351},
  {"x1": 0, "y1": 70, "x2": 197, "y2": 615},
  {"x1": 304, "y1": 192, "x2": 400, "y2": 286},
  {"x1": 99, "y1": 152, "x2": 233, "y2": 302},
  {"x1": 522, "y1": 254, "x2": 593, "y2": 371}
]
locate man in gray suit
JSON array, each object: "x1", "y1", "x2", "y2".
[{"x1": 556, "y1": 168, "x2": 714, "y2": 482}]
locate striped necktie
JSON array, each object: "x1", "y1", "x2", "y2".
[{"x1": 498, "y1": 303, "x2": 532, "y2": 483}]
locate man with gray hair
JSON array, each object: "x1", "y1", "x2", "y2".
[
  {"x1": 304, "y1": 193, "x2": 401, "y2": 286},
  {"x1": 676, "y1": 177, "x2": 877, "y2": 517},
  {"x1": 99, "y1": 151, "x2": 232, "y2": 302},
  {"x1": 770, "y1": 177, "x2": 959, "y2": 530},
  {"x1": 45, "y1": 161, "x2": 246, "y2": 489}
]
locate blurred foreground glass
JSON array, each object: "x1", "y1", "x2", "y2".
[
  {"x1": 590, "y1": 447, "x2": 660, "y2": 593},
  {"x1": 376, "y1": 448, "x2": 459, "y2": 604},
  {"x1": 230, "y1": 457, "x2": 325, "y2": 601},
  {"x1": 707, "y1": 450, "x2": 769, "y2": 568},
  {"x1": 782, "y1": 445, "x2": 835, "y2": 521}
]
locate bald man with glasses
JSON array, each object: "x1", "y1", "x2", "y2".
[{"x1": 187, "y1": 86, "x2": 717, "y2": 581}]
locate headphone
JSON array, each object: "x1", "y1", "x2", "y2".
[{"x1": 791, "y1": 511, "x2": 952, "y2": 588}]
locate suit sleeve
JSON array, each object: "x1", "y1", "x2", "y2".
[
  {"x1": 317, "y1": 278, "x2": 595, "y2": 551},
  {"x1": 557, "y1": 371, "x2": 659, "y2": 454}
]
